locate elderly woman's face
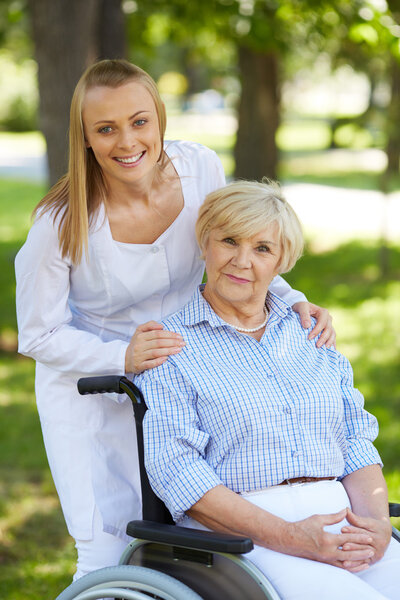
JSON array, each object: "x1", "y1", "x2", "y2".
[{"x1": 203, "y1": 225, "x2": 281, "y2": 308}]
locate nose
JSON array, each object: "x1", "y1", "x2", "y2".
[
  {"x1": 117, "y1": 126, "x2": 136, "y2": 150},
  {"x1": 232, "y1": 246, "x2": 252, "y2": 269}
]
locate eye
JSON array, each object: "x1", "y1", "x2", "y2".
[
  {"x1": 98, "y1": 125, "x2": 113, "y2": 134},
  {"x1": 222, "y1": 237, "x2": 236, "y2": 246},
  {"x1": 133, "y1": 119, "x2": 147, "y2": 127},
  {"x1": 256, "y1": 244, "x2": 271, "y2": 253}
]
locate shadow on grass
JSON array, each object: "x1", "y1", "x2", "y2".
[
  {"x1": 0, "y1": 240, "x2": 20, "y2": 342},
  {"x1": 0, "y1": 399, "x2": 48, "y2": 471},
  {"x1": 0, "y1": 497, "x2": 75, "y2": 600}
]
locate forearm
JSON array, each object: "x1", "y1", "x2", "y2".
[
  {"x1": 341, "y1": 465, "x2": 389, "y2": 522},
  {"x1": 340, "y1": 465, "x2": 391, "y2": 564},
  {"x1": 187, "y1": 485, "x2": 289, "y2": 552},
  {"x1": 187, "y1": 484, "x2": 375, "y2": 569}
]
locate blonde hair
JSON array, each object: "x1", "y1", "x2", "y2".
[
  {"x1": 196, "y1": 179, "x2": 304, "y2": 273},
  {"x1": 34, "y1": 59, "x2": 167, "y2": 264}
]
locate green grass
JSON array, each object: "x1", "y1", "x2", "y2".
[
  {"x1": 0, "y1": 178, "x2": 76, "y2": 598},
  {"x1": 1, "y1": 154, "x2": 400, "y2": 597}
]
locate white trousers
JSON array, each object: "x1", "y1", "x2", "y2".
[
  {"x1": 183, "y1": 480, "x2": 400, "y2": 600},
  {"x1": 73, "y1": 506, "x2": 128, "y2": 581}
]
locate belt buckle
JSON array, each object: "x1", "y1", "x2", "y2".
[{"x1": 286, "y1": 477, "x2": 306, "y2": 486}]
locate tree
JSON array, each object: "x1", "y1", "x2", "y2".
[
  {"x1": 27, "y1": 0, "x2": 126, "y2": 186},
  {"x1": 127, "y1": 0, "x2": 391, "y2": 180},
  {"x1": 235, "y1": 47, "x2": 279, "y2": 179}
]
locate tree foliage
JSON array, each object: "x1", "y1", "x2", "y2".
[{"x1": 4, "y1": 0, "x2": 400, "y2": 181}]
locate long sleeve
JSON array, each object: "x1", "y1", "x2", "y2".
[
  {"x1": 269, "y1": 275, "x2": 307, "y2": 305},
  {"x1": 139, "y1": 362, "x2": 223, "y2": 522},
  {"x1": 15, "y1": 214, "x2": 128, "y2": 377}
]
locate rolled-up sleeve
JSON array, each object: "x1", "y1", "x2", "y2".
[
  {"x1": 137, "y1": 362, "x2": 222, "y2": 522},
  {"x1": 339, "y1": 353, "x2": 382, "y2": 477}
]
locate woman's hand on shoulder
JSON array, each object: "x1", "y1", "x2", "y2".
[
  {"x1": 292, "y1": 301, "x2": 336, "y2": 348},
  {"x1": 125, "y1": 321, "x2": 185, "y2": 374}
]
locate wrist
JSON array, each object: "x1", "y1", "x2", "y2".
[{"x1": 260, "y1": 517, "x2": 293, "y2": 554}]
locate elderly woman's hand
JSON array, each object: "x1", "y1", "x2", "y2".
[
  {"x1": 125, "y1": 321, "x2": 185, "y2": 374},
  {"x1": 292, "y1": 301, "x2": 336, "y2": 348},
  {"x1": 287, "y1": 509, "x2": 375, "y2": 572},
  {"x1": 340, "y1": 509, "x2": 392, "y2": 567}
]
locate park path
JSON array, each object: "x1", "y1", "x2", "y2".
[{"x1": 285, "y1": 183, "x2": 400, "y2": 250}]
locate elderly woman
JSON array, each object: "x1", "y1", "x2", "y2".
[{"x1": 137, "y1": 180, "x2": 400, "y2": 600}]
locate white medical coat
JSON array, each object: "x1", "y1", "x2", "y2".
[{"x1": 15, "y1": 140, "x2": 306, "y2": 541}]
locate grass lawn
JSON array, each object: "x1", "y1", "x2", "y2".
[{"x1": 0, "y1": 135, "x2": 399, "y2": 598}]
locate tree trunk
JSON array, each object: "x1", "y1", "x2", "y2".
[
  {"x1": 234, "y1": 46, "x2": 280, "y2": 181},
  {"x1": 28, "y1": 0, "x2": 126, "y2": 187},
  {"x1": 96, "y1": 0, "x2": 126, "y2": 60},
  {"x1": 28, "y1": 0, "x2": 99, "y2": 186},
  {"x1": 385, "y1": 57, "x2": 400, "y2": 176}
]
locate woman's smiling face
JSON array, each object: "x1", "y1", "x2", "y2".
[
  {"x1": 82, "y1": 80, "x2": 162, "y2": 189},
  {"x1": 203, "y1": 225, "x2": 281, "y2": 310}
]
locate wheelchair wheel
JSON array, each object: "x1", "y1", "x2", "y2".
[{"x1": 56, "y1": 564, "x2": 204, "y2": 600}]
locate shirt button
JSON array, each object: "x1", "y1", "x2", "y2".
[
  {"x1": 283, "y1": 407, "x2": 291, "y2": 414},
  {"x1": 292, "y1": 451, "x2": 300, "y2": 458},
  {"x1": 151, "y1": 246, "x2": 159, "y2": 254}
]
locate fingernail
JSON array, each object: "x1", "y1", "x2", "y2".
[{"x1": 179, "y1": 341, "x2": 186, "y2": 346}]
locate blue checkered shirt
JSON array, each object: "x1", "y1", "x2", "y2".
[{"x1": 137, "y1": 285, "x2": 382, "y2": 523}]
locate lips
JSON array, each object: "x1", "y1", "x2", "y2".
[
  {"x1": 114, "y1": 151, "x2": 145, "y2": 164},
  {"x1": 225, "y1": 273, "x2": 251, "y2": 284}
]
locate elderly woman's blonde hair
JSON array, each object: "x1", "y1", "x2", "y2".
[{"x1": 196, "y1": 179, "x2": 304, "y2": 274}]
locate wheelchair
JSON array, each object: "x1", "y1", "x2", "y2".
[{"x1": 57, "y1": 375, "x2": 400, "y2": 600}]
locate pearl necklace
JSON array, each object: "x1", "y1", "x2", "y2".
[{"x1": 224, "y1": 307, "x2": 269, "y2": 333}]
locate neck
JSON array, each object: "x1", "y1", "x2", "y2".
[{"x1": 202, "y1": 286, "x2": 268, "y2": 331}]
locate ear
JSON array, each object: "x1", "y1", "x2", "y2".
[{"x1": 85, "y1": 139, "x2": 91, "y2": 149}]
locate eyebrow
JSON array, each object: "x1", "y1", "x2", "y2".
[{"x1": 93, "y1": 110, "x2": 150, "y2": 126}]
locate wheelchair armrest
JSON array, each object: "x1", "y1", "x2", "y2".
[
  {"x1": 390, "y1": 503, "x2": 400, "y2": 518},
  {"x1": 127, "y1": 519, "x2": 254, "y2": 554}
]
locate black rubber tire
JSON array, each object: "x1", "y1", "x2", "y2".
[{"x1": 56, "y1": 564, "x2": 204, "y2": 600}]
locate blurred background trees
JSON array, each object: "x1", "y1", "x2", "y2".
[{"x1": 2, "y1": 0, "x2": 400, "y2": 185}]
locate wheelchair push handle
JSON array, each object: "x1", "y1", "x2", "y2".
[{"x1": 77, "y1": 375, "x2": 145, "y2": 404}]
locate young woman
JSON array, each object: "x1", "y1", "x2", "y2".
[{"x1": 15, "y1": 59, "x2": 335, "y2": 580}]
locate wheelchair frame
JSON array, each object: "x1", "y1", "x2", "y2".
[{"x1": 56, "y1": 375, "x2": 400, "y2": 600}]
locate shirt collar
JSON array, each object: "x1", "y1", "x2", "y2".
[{"x1": 181, "y1": 284, "x2": 292, "y2": 329}]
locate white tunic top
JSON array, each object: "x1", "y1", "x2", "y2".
[{"x1": 15, "y1": 140, "x2": 306, "y2": 541}]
